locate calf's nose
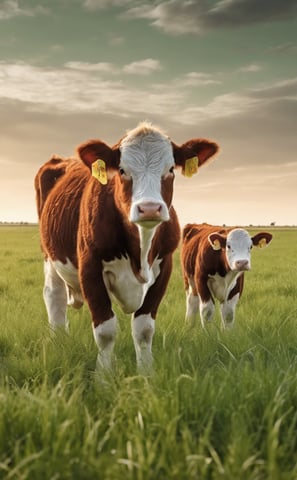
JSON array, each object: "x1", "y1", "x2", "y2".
[{"x1": 235, "y1": 259, "x2": 250, "y2": 271}]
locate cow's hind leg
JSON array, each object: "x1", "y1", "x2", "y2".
[
  {"x1": 185, "y1": 277, "x2": 199, "y2": 326},
  {"x1": 43, "y1": 260, "x2": 68, "y2": 331}
]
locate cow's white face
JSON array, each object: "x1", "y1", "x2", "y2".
[
  {"x1": 119, "y1": 130, "x2": 175, "y2": 227},
  {"x1": 224, "y1": 229, "x2": 253, "y2": 271},
  {"x1": 208, "y1": 228, "x2": 253, "y2": 271}
]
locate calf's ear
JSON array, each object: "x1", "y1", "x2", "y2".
[
  {"x1": 77, "y1": 140, "x2": 120, "y2": 171},
  {"x1": 251, "y1": 232, "x2": 273, "y2": 249},
  {"x1": 208, "y1": 233, "x2": 226, "y2": 250},
  {"x1": 172, "y1": 139, "x2": 219, "y2": 177}
]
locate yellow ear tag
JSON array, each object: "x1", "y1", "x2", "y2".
[
  {"x1": 92, "y1": 159, "x2": 108, "y2": 185},
  {"x1": 183, "y1": 156, "x2": 199, "y2": 177},
  {"x1": 212, "y1": 239, "x2": 221, "y2": 250},
  {"x1": 258, "y1": 238, "x2": 267, "y2": 249}
]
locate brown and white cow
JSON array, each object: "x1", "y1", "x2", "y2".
[
  {"x1": 35, "y1": 122, "x2": 219, "y2": 371},
  {"x1": 181, "y1": 223, "x2": 273, "y2": 329}
]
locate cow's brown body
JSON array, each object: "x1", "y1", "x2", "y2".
[{"x1": 35, "y1": 122, "x2": 219, "y2": 370}]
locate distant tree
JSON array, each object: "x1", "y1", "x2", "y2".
[{"x1": 270, "y1": 222, "x2": 276, "y2": 226}]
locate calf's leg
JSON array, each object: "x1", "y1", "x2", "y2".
[
  {"x1": 199, "y1": 298, "x2": 215, "y2": 327},
  {"x1": 220, "y1": 293, "x2": 240, "y2": 329}
]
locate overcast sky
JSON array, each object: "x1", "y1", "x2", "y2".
[{"x1": 0, "y1": 0, "x2": 296, "y2": 226}]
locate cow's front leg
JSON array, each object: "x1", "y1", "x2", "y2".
[
  {"x1": 133, "y1": 254, "x2": 173, "y2": 373},
  {"x1": 43, "y1": 260, "x2": 69, "y2": 331},
  {"x1": 131, "y1": 314, "x2": 155, "y2": 373},
  {"x1": 93, "y1": 316, "x2": 117, "y2": 370},
  {"x1": 79, "y1": 254, "x2": 117, "y2": 370},
  {"x1": 220, "y1": 293, "x2": 240, "y2": 329}
]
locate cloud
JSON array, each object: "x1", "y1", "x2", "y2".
[
  {"x1": 0, "y1": 0, "x2": 48, "y2": 20},
  {"x1": 236, "y1": 63, "x2": 263, "y2": 73},
  {"x1": 178, "y1": 77, "x2": 297, "y2": 126},
  {"x1": 122, "y1": 0, "x2": 297, "y2": 35},
  {"x1": 0, "y1": 61, "x2": 183, "y2": 116},
  {"x1": 122, "y1": 58, "x2": 162, "y2": 75},
  {"x1": 174, "y1": 72, "x2": 221, "y2": 87},
  {"x1": 267, "y1": 42, "x2": 297, "y2": 54},
  {"x1": 83, "y1": 0, "x2": 131, "y2": 9},
  {"x1": 65, "y1": 61, "x2": 118, "y2": 74},
  {"x1": 1, "y1": 61, "x2": 296, "y2": 132},
  {"x1": 108, "y1": 35, "x2": 125, "y2": 46}
]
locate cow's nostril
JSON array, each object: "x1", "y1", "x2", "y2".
[
  {"x1": 235, "y1": 260, "x2": 249, "y2": 270},
  {"x1": 137, "y1": 202, "x2": 162, "y2": 218}
]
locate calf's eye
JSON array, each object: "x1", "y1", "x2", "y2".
[{"x1": 119, "y1": 168, "x2": 126, "y2": 175}]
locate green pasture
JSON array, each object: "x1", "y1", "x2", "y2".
[{"x1": 0, "y1": 225, "x2": 296, "y2": 479}]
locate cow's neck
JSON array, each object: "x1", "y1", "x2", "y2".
[{"x1": 137, "y1": 225, "x2": 157, "y2": 283}]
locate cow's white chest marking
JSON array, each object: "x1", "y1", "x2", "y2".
[
  {"x1": 207, "y1": 271, "x2": 241, "y2": 303},
  {"x1": 102, "y1": 255, "x2": 161, "y2": 314}
]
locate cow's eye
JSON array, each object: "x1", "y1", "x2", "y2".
[
  {"x1": 169, "y1": 166, "x2": 174, "y2": 174},
  {"x1": 119, "y1": 167, "x2": 126, "y2": 176},
  {"x1": 227, "y1": 244, "x2": 231, "y2": 250}
]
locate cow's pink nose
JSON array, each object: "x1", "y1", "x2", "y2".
[
  {"x1": 137, "y1": 202, "x2": 162, "y2": 220},
  {"x1": 235, "y1": 259, "x2": 250, "y2": 271}
]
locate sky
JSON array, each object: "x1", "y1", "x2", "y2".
[{"x1": 0, "y1": 0, "x2": 296, "y2": 227}]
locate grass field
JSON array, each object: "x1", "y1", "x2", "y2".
[{"x1": 0, "y1": 225, "x2": 296, "y2": 479}]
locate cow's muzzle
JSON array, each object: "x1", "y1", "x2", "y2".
[
  {"x1": 234, "y1": 259, "x2": 250, "y2": 271},
  {"x1": 132, "y1": 201, "x2": 169, "y2": 227}
]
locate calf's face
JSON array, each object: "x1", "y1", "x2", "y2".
[{"x1": 208, "y1": 228, "x2": 273, "y2": 271}]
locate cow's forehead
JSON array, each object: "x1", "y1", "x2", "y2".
[
  {"x1": 119, "y1": 125, "x2": 173, "y2": 173},
  {"x1": 227, "y1": 229, "x2": 252, "y2": 247}
]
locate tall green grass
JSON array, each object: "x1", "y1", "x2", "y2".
[{"x1": 0, "y1": 225, "x2": 296, "y2": 479}]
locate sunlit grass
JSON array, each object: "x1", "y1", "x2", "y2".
[{"x1": 0, "y1": 225, "x2": 296, "y2": 479}]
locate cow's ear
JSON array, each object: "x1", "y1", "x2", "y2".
[
  {"x1": 208, "y1": 233, "x2": 226, "y2": 250},
  {"x1": 77, "y1": 139, "x2": 120, "y2": 171},
  {"x1": 251, "y1": 232, "x2": 273, "y2": 249},
  {"x1": 172, "y1": 139, "x2": 219, "y2": 177}
]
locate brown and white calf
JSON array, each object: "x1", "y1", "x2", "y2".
[
  {"x1": 35, "y1": 122, "x2": 219, "y2": 371},
  {"x1": 181, "y1": 223, "x2": 273, "y2": 328}
]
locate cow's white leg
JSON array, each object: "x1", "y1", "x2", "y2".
[
  {"x1": 93, "y1": 316, "x2": 117, "y2": 370},
  {"x1": 199, "y1": 298, "x2": 215, "y2": 328},
  {"x1": 43, "y1": 260, "x2": 68, "y2": 330},
  {"x1": 132, "y1": 314, "x2": 155, "y2": 373},
  {"x1": 185, "y1": 286, "x2": 199, "y2": 326},
  {"x1": 220, "y1": 293, "x2": 239, "y2": 329}
]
